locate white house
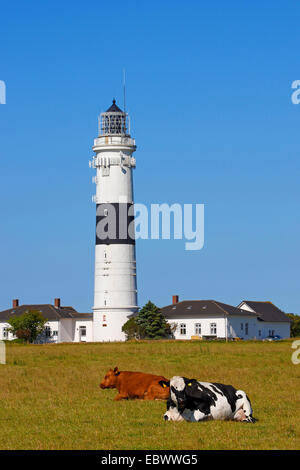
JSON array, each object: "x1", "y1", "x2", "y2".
[
  {"x1": 0, "y1": 298, "x2": 93, "y2": 343},
  {"x1": 0, "y1": 296, "x2": 291, "y2": 343},
  {"x1": 161, "y1": 296, "x2": 291, "y2": 340},
  {"x1": 237, "y1": 300, "x2": 291, "y2": 339}
]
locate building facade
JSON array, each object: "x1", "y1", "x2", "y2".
[
  {"x1": 161, "y1": 297, "x2": 291, "y2": 340},
  {"x1": 0, "y1": 296, "x2": 291, "y2": 343},
  {"x1": 0, "y1": 299, "x2": 92, "y2": 343},
  {"x1": 237, "y1": 300, "x2": 291, "y2": 339}
]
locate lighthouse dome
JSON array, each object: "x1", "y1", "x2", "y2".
[{"x1": 105, "y1": 99, "x2": 124, "y2": 113}]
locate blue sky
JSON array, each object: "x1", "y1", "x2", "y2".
[{"x1": 0, "y1": 0, "x2": 299, "y2": 313}]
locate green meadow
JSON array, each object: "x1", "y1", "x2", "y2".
[{"x1": 0, "y1": 339, "x2": 299, "y2": 450}]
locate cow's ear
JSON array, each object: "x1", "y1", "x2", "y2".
[
  {"x1": 184, "y1": 378, "x2": 197, "y2": 387},
  {"x1": 159, "y1": 380, "x2": 170, "y2": 388},
  {"x1": 113, "y1": 367, "x2": 120, "y2": 376}
]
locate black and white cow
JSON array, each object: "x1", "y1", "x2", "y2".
[{"x1": 160, "y1": 376, "x2": 256, "y2": 423}]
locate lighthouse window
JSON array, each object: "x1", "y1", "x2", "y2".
[{"x1": 103, "y1": 315, "x2": 106, "y2": 322}]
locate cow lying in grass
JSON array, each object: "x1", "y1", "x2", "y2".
[
  {"x1": 100, "y1": 367, "x2": 170, "y2": 401},
  {"x1": 160, "y1": 376, "x2": 256, "y2": 423}
]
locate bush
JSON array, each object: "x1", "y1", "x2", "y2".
[
  {"x1": 10, "y1": 338, "x2": 27, "y2": 344},
  {"x1": 122, "y1": 317, "x2": 142, "y2": 340},
  {"x1": 286, "y1": 313, "x2": 300, "y2": 337}
]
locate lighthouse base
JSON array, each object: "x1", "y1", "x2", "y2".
[{"x1": 93, "y1": 308, "x2": 137, "y2": 342}]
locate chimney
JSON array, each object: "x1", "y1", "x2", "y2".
[
  {"x1": 12, "y1": 299, "x2": 19, "y2": 308},
  {"x1": 172, "y1": 295, "x2": 179, "y2": 305},
  {"x1": 54, "y1": 298, "x2": 61, "y2": 308}
]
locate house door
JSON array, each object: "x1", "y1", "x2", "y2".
[{"x1": 79, "y1": 326, "x2": 87, "y2": 342}]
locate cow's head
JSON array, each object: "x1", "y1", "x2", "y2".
[
  {"x1": 100, "y1": 367, "x2": 120, "y2": 389},
  {"x1": 168, "y1": 376, "x2": 197, "y2": 411}
]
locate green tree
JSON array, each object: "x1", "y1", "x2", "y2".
[
  {"x1": 134, "y1": 301, "x2": 172, "y2": 340},
  {"x1": 286, "y1": 313, "x2": 300, "y2": 337},
  {"x1": 122, "y1": 301, "x2": 172, "y2": 340},
  {"x1": 8, "y1": 310, "x2": 47, "y2": 343}
]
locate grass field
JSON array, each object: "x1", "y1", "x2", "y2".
[{"x1": 0, "y1": 339, "x2": 299, "y2": 450}]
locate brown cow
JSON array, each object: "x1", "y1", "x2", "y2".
[{"x1": 100, "y1": 367, "x2": 170, "y2": 401}]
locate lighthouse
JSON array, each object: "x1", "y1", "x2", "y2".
[{"x1": 90, "y1": 100, "x2": 138, "y2": 341}]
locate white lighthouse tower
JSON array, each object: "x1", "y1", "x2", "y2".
[{"x1": 90, "y1": 100, "x2": 138, "y2": 341}]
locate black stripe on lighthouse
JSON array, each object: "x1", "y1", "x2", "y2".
[{"x1": 95, "y1": 203, "x2": 135, "y2": 245}]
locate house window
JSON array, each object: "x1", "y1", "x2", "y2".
[
  {"x1": 180, "y1": 323, "x2": 186, "y2": 335},
  {"x1": 245, "y1": 323, "x2": 248, "y2": 335},
  {"x1": 45, "y1": 326, "x2": 51, "y2": 337},
  {"x1": 52, "y1": 331, "x2": 58, "y2": 337},
  {"x1": 103, "y1": 315, "x2": 106, "y2": 322},
  {"x1": 3, "y1": 327, "x2": 8, "y2": 339},
  {"x1": 210, "y1": 323, "x2": 217, "y2": 335},
  {"x1": 241, "y1": 323, "x2": 243, "y2": 331},
  {"x1": 195, "y1": 323, "x2": 201, "y2": 335},
  {"x1": 258, "y1": 330, "x2": 261, "y2": 337}
]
